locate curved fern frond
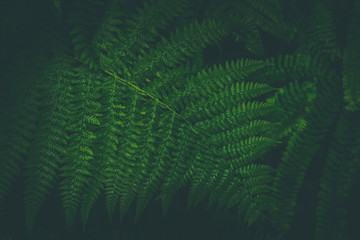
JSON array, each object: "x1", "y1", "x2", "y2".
[
  {"x1": 267, "y1": 80, "x2": 316, "y2": 138},
  {"x1": 130, "y1": 18, "x2": 230, "y2": 89},
  {"x1": 205, "y1": 164, "x2": 275, "y2": 227},
  {"x1": 255, "y1": 54, "x2": 315, "y2": 85},
  {"x1": 300, "y1": 3, "x2": 340, "y2": 68},
  {"x1": 99, "y1": 0, "x2": 188, "y2": 73},
  {"x1": 184, "y1": 59, "x2": 279, "y2": 223},
  {"x1": 315, "y1": 111, "x2": 360, "y2": 240},
  {"x1": 68, "y1": 0, "x2": 106, "y2": 70},
  {"x1": 270, "y1": 70, "x2": 342, "y2": 236}
]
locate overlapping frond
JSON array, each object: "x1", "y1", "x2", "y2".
[
  {"x1": 270, "y1": 69, "x2": 342, "y2": 236},
  {"x1": 0, "y1": 87, "x2": 42, "y2": 206},
  {"x1": 315, "y1": 111, "x2": 360, "y2": 240},
  {"x1": 59, "y1": 67, "x2": 102, "y2": 228},
  {"x1": 183, "y1": 60, "x2": 279, "y2": 224},
  {"x1": 23, "y1": 57, "x2": 75, "y2": 230},
  {"x1": 68, "y1": 0, "x2": 106, "y2": 70}
]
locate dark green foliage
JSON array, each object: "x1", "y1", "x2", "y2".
[
  {"x1": 67, "y1": 0, "x2": 107, "y2": 70},
  {"x1": 0, "y1": 87, "x2": 43, "y2": 206},
  {"x1": 0, "y1": 0, "x2": 359, "y2": 239},
  {"x1": 271, "y1": 69, "x2": 343, "y2": 236},
  {"x1": 342, "y1": 1, "x2": 360, "y2": 111},
  {"x1": 315, "y1": 111, "x2": 360, "y2": 240},
  {"x1": 24, "y1": 57, "x2": 75, "y2": 230}
]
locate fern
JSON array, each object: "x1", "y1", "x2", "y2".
[
  {"x1": 0, "y1": 87, "x2": 41, "y2": 206},
  {"x1": 59, "y1": 66, "x2": 102, "y2": 228},
  {"x1": 342, "y1": 1, "x2": 360, "y2": 111},
  {"x1": 98, "y1": 0, "x2": 188, "y2": 73},
  {"x1": 68, "y1": 0, "x2": 107, "y2": 70},
  {"x1": 267, "y1": 79, "x2": 316, "y2": 139},
  {"x1": 270, "y1": 69, "x2": 343, "y2": 236},
  {"x1": 80, "y1": 70, "x2": 125, "y2": 228},
  {"x1": 23, "y1": 57, "x2": 74, "y2": 230},
  {"x1": 315, "y1": 111, "x2": 360, "y2": 240},
  {"x1": 299, "y1": 2, "x2": 340, "y2": 68},
  {"x1": 1, "y1": 1, "x2": 359, "y2": 239}
]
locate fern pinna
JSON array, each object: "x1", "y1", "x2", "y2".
[{"x1": 0, "y1": 0, "x2": 359, "y2": 239}]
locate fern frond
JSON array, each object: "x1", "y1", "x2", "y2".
[
  {"x1": 207, "y1": 169, "x2": 235, "y2": 209},
  {"x1": 175, "y1": 59, "x2": 273, "y2": 112},
  {"x1": 255, "y1": 54, "x2": 314, "y2": 85},
  {"x1": 103, "y1": 86, "x2": 149, "y2": 221},
  {"x1": 342, "y1": 1, "x2": 360, "y2": 112},
  {"x1": 315, "y1": 111, "x2": 360, "y2": 240},
  {"x1": 0, "y1": 87, "x2": 41, "y2": 206},
  {"x1": 187, "y1": 81, "x2": 275, "y2": 123},
  {"x1": 302, "y1": 3, "x2": 340, "y2": 68},
  {"x1": 182, "y1": 59, "x2": 279, "y2": 226},
  {"x1": 243, "y1": 0, "x2": 283, "y2": 35},
  {"x1": 187, "y1": 160, "x2": 222, "y2": 208},
  {"x1": 80, "y1": 72, "x2": 126, "y2": 228},
  {"x1": 270, "y1": 70, "x2": 342, "y2": 235},
  {"x1": 59, "y1": 68, "x2": 101, "y2": 228},
  {"x1": 209, "y1": 120, "x2": 278, "y2": 145},
  {"x1": 145, "y1": 61, "x2": 203, "y2": 102},
  {"x1": 135, "y1": 111, "x2": 178, "y2": 220},
  {"x1": 194, "y1": 101, "x2": 275, "y2": 136},
  {"x1": 222, "y1": 136, "x2": 278, "y2": 168},
  {"x1": 266, "y1": 80, "x2": 316, "y2": 138},
  {"x1": 207, "y1": 164, "x2": 275, "y2": 227},
  {"x1": 118, "y1": 100, "x2": 161, "y2": 222},
  {"x1": 68, "y1": 0, "x2": 106, "y2": 70},
  {"x1": 130, "y1": 18, "x2": 230, "y2": 89},
  {"x1": 159, "y1": 125, "x2": 199, "y2": 217},
  {"x1": 23, "y1": 57, "x2": 73, "y2": 231},
  {"x1": 100, "y1": 0, "x2": 187, "y2": 73}
]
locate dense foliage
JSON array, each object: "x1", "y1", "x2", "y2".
[{"x1": 0, "y1": 0, "x2": 359, "y2": 239}]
